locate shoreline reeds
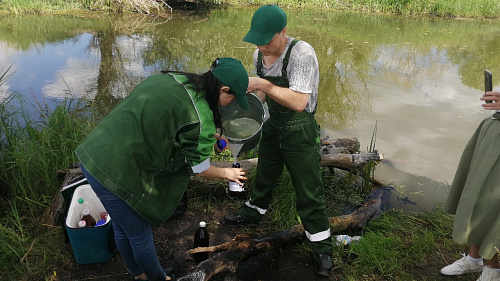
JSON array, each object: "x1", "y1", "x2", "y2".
[{"x1": 1, "y1": 0, "x2": 499, "y2": 19}]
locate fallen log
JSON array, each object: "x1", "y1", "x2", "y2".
[
  {"x1": 321, "y1": 137, "x2": 360, "y2": 154},
  {"x1": 179, "y1": 198, "x2": 382, "y2": 281},
  {"x1": 320, "y1": 151, "x2": 383, "y2": 170},
  {"x1": 192, "y1": 149, "x2": 382, "y2": 196}
]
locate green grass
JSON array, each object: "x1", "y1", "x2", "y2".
[
  {"x1": 0, "y1": 64, "x2": 483, "y2": 280},
  {"x1": 231, "y1": 0, "x2": 500, "y2": 19},
  {"x1": 1, "y1": 0, "x2": 499, "y2": 18},
  {"x1": 343, "y1": 0, "x2": 500, "y2": 18},
  {"x1": 0, "y1": 0, "x2": 182, "y2": 14},
  {"x1": 332, "y1": 208, "x2": 464, "y2": 280},
  {"x1": 0, "y1": 0, "x2": 82, "y2": 14},
  {"x1": 0, "y1": 89, "x2": 95, "y2": 279}
]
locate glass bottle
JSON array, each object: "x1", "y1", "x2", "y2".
[
  {"x1": 228, "y1": 163, "x2": 245, "y2": 198},
  {"x1": 82, "y1": 209, "x2": 96, "y2": 227},
  {"x1": 193, "y1": 221, "x2": 209, "y2": 262}
]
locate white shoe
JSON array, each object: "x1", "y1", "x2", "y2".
[
  {"x1": 477, "y1": 266, "x2": 500, "y2": 281},
  {"x1": 441, "y1": 254, "x2": 484, "y2": 275}
]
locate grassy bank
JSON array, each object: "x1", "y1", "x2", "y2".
[
  {"x1": 233, "y1": 0, "x2": 500, "y2": 19},
  {"x1": 0, "y1": 94, "x2": 94, "y2": 279},
  {"x1": 0, "y1": 67, "x2": 479, "y2": 280},
  {"x1": 1, "y1": 0, "x2": 499, "y2": 18}
]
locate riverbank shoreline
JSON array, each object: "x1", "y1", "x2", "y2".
[
  {"x1": 1, "y1": 2, "x2": 499, "y2": 280},
  {"x1": 1, "y1": 0, "x2": 499, "y2": 19}
]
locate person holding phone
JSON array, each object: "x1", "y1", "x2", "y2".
[{"x1": 440, "y1": 83, "x2": 500, "y2": 280}]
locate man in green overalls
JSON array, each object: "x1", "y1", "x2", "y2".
[{"x1": 221, "y1": 5, "x2": 334, "y2": 277}]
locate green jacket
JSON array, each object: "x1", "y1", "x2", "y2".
[{"x1": 76, "y1": 73, "x2": 216, "y2": 226}]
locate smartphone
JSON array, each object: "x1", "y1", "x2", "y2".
[{"x1": 485, "y1": 70, "x2": 493, "y2": 103}]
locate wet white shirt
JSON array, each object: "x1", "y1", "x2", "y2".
[{"x1": 252, "y1": 36, "x2": 320, "y2": 113}]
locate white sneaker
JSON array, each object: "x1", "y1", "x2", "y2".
[
  {"x1": 441, "y1": 254, "x2": 484, "y2": 275},
  {"x1": 477, "y1": 266, "x2": 500, "y2": 281}
]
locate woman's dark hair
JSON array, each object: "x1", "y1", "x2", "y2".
[{"x1": 161, "y1": 69, "x2": 224, "y2": 130}]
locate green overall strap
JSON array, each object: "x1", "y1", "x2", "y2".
[
  {"x1": 280, "y1": 38, "x2": 299, "y2": 79},
  {"x1": 256, "y1": 39, "x2": 300, "y2": 117},
  {"x1": 256, "y1": 38, "x2": 299, "y2": 82}
]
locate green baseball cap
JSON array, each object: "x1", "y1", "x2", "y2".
[
  {"x1": 243, "y1": 5, "x2": 287, "y2": 46},
  {"x1": 211, "y1": 57, "x2": 249, "y2": 110}
]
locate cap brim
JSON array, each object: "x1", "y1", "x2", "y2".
[
  {"x1": 243, "y1": 30, "x2": 274, "y2": 46},
  {"x1": 235, "y1": 92, "x2": 249, "y2": 110}
]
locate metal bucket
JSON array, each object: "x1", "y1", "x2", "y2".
[{"x1": 221, "y1": 92, "x2": 266, "y2": 153}]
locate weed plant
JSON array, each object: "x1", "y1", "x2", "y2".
[
  {"x1": 230, "y1": 0, "x2": 500, "y2": 19},
  {"x1": 332, "y1": 208, "x2": 465, "y2": 280},
  {"x1": 0, "y1": 87, "x2": 95, "y2": 279},
  {"x1": 1, "y1": 0, "x2": 499, "y2": 18},
  {"x1": 0, "y1": 0, "x2": 81, "y2": 14}
]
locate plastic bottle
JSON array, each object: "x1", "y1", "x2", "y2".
[
  {"x1": 95, "y1": 219, "x2": 106, "y2": 227},
  {"x1": 78, "y1": 198, "x2": 87, "y2": 206},
  {"x1": 228, "y1": 163, "x2": 245, "y2": 198},
  {"x1": 78, "y1": 220, "x2": 87, "y2": 228},
  {"x1": 82, "y1": 209, "x2": 96, "y2": 227},
  {"x1": 216, "y1": 139, "x2": 227, "y2": 150},
  {"x1": 100, "y1": 212, "x2": 109, "y2": 221},
  {"x1": 334, "y1": 235, "x2": 362, "y2": 246},
  {"x1": 193, "y1": 221, "x2": 209, "y2": 262}
]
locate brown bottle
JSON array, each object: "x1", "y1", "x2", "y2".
[
  {"x1": 82, "y1": 209, "x2": 96, "y2": 227},
  {"x1": 193, "y1": 221, "x2": 209, "y2": 262}
]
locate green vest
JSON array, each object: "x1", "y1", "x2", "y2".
[{"x1": 76, "y1": 73, "x2": 216, "y2": 226}]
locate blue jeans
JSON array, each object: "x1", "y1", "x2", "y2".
[{"x1": 81, "y1": 165, "x2": 167, "y2": 281}]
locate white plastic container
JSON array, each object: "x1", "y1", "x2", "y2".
[
  {"x1": 64, "y1": 184, "x2": 114, "y2": 264},
  {"x1": 65, "y1": 184, "x2": 110, "y2": 228}
]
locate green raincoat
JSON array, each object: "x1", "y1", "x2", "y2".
[{"x1": 76, "y1": 73, "x2": 217, "y2": 226}]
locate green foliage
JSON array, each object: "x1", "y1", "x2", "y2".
[
  {"x1": 232, "y1": 0, "x2": 500, "y2": 19},
  {"x1": 0, "y1": 0, "x2": 82, "y2": 14},
  {"x1": 0, "y1": 65, "x2": 14, "y2": 87},
  {"x1": 267, "y1": 169, "x2": 299, "y2": 229},
  {"x1": 1, "y1": 0, "x2": 499, "y2": 18},
  {"x1": 0, "y1": 92, "x2": 96, "y2": 280},
  {"x1": 0, "y1": 0, "x2": 175, "y2": 14},
  {"x1": 333, "y1": 208, "x2": 460, "y2": 280}
]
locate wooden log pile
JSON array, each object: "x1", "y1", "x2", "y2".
[
  {"x1": 44, "y1": 137, "x2": 384, "y2": 280},
  {"x1": 45, "y1": 138, "x2": 383, "y2": 226},
  {"x1": 182, "y1": 137, "x2": 382, "y2": 279},
  {"x1": 197, "y1": 137, "x2": 383, "y2": 198},
  {"x1": 178, "y1": 198, "x2": 382, "y2": 281},
  {"x1": 211, "y1": 137, "x2": 382, "y2": 171}
]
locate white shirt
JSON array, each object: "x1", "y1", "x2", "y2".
[{"x1": 252, "y1": 36, "x2": 320, "y2": 113}]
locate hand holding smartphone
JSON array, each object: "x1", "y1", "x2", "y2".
[{"x1": 484, "y1": 70, "x2": 493, "y2": 104}]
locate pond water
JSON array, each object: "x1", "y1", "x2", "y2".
[{"x1": 1, "y1": 9, "x2": 500, "y2": 212}]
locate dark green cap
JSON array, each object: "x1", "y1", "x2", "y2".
[
  {"x1": 243, "y1": 5, "x2": 287, "y2": 46},
  {"x1": 211, "y1": 57, "x2": 249, "y2": 110}
]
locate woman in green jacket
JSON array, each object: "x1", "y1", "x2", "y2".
[{"x1": 76, "y1": 57, "x2": 249, "y2": 281}]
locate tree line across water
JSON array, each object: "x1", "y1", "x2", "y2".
[{"x1": 1, "y1": 0, "x2": 499, "y2": 19}]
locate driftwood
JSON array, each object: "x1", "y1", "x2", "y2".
[
  {"x1": 212, "y1": 137, "x2": 383, "y2": 171},
  {"x1": 192, "y1": 137, "x2": 383, "y2": 196},
  {"x1": 179, "y1": 198, "x2": 382, "y2": 281},
  {"x1": 319, "y1": 137, "x2": 383, "y2": 170}
]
